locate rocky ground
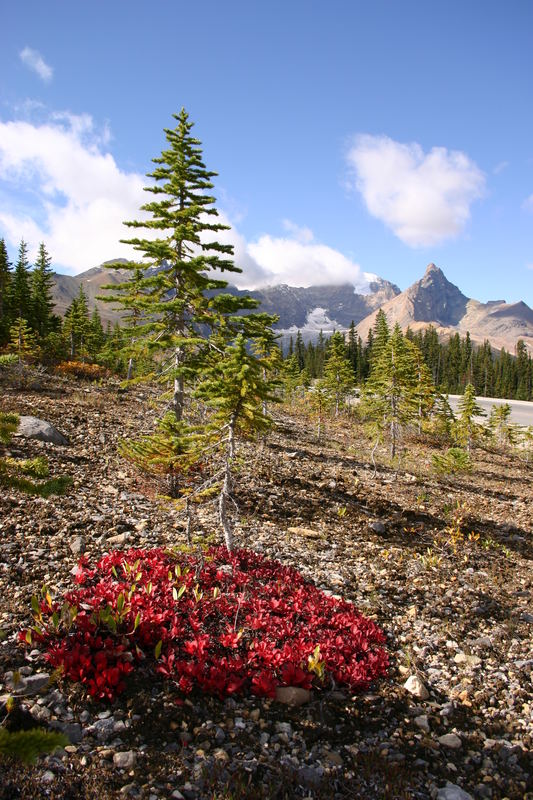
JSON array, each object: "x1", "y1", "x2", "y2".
[{"x1": 0, "y1": 373, "x2": 532, "y2": 799}]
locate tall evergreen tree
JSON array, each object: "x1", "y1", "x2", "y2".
[
  {"x1": 195, "y1": 333, "x2": 276, "y2": 549},
  {"x1": 456, "y1": 383, "x2": 486, "y2": 453},
  {"x1": 0, "y1": 238, "x2": 12, "y2": 344},
  {"x1": 8, "y1": 317, "x2": 38, "y2": 364},
  {"x1": 369, "y1": 309, "x2": 390, "y2": 369},
  {"x1": 11, "y1": 240, "x2": 32, "y2": 323},
  {"x1": 323, "y1": 331, "x2": 354, "y2": 415},
  {"x1": 63, "y1": 286, "x2": 90, "y2": 360},
  {"x1": 407, "y1": 339, "x2": 436, "y2": 433},
  {"x1": 294, "y1": 330, "x2": 305, "y2": 371},
  {"x1": 31, "y1": 242, "x2": 56, "y2": 338},
  {"x1": 346, "y1": 321, "x2": 358, "y2": 377},
  {"x1": 104, "y1": 108, "x2": 258, "y2": 421},
  {"x1": 361, "y1": 324, "x2": 418, "y2": 458},
  {"x1": 99, "y1": 265, "x2": 151, "y2": 379},
  {"x1": 515, "y1": 340, "x2": 531, "y2": 400}
]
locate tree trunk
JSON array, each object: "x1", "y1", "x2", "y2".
[{"x1": 219, "y1": 413, "x2": 236, "y2": 551}]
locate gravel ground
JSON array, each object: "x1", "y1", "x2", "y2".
[{"x1": 0, "y1": 375, "x2": 531, "y2": 799}]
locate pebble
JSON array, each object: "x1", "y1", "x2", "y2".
[
  {"x1": 275, "y1": 686, "x2": 310, "y2": 706},
  {"x1": 114, "y1": 750, "x2": 137, "y2": 769},
  {"x1": 438, "y1": 733, "x2": 462, "y2": 749},
  {"x1": 414, "y1": 714, "x2": 430, "y2": 732},
  {"x1": 403, "y1": 674, "x2": 430, "y2": 700},
  {"x1": 436, "y1": 783, "x2": 474, "y2": 799}
]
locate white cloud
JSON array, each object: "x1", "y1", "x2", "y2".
[
  {"x1": 281, "y1": 219, "x2": 314, "y2": 244},
  {"x1": 19, "y1": 47, "x2": 53, "y2": 82},
  {"x1": 0, "y1": 111, "x2": 372, "y2": 291},
  {"x1": 347, "y1": 134, "x2": 485, "y2": 247},
  {"x1": 0, "y1": 113, "x2": 146, "y2": 272},
  {"x1": 523, "y1": 194, "x2": 533, "y2": 213},
  {"x1": 244, "y1": 232, "x2": 372, "y2": 291},
  {"x1": 493, "y1": 160, "x2": 509, "y2": 175}
]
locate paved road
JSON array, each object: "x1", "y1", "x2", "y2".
[{"x1": 447, "y1": 395, "x2": 533, "y2": 427}]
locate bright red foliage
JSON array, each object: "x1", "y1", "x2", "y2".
[{"x1": 22, "y1": 547, "x2": 388, "y2": 702}]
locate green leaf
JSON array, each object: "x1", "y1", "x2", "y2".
[{"x1": 154, "y1": 639, "x2": 162, "y2": 660}]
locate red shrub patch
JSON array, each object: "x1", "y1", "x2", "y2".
[{"x1": 22, "y1": 547, "x2": 388, "y2": 702}]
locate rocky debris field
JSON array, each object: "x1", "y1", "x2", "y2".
[{"x1": 0, "y1": 374, "x2": 532, "y2": 800}]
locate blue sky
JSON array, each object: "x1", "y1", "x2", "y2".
[{"x1": 1, "y1": 0, "x2": 532, "y2": 304}]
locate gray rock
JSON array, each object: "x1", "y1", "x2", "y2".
[
  {"x1": 69, "y1": 536, "x2": 85, "y2": 556},
  {"x1": 91, "y1": 717, "x2": 115, "y2": 741},
  {"x1": 370, "y1": 520, "x2": 387, "y2": 534},
  {"x1": 107, "y1": 532, "x2": 130, "y2": 546},
  {"x1": 275, "y1": 686, "x2": 311, "y2": 706},
  {"x1": 50, "y1": 720, "x2": 83, "y2": 744},
  {"x1": 114, "y1": 750, "x2": 137, "y2": 769},
  {"x1": 16, "y1": 416, "x2": 69, "y2": 446},
  {"x1": 41, "y1": 771, "x2": 55, "y2": 784},
  {"x1": 438, "y1": 733, "x2": 462, "y2": 749},
  {"x1": 414, "y1": 714, "x2": 430, "y2": 732},
  {"x1": 436, "y1": 782, "x2": 473, "y2": 800},
  {"x1": 5, "y1": 671, "x2": 50, "y2": 695}
]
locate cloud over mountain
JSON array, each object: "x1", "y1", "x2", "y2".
[
  {"x1": 0, "y1": 112, "x2": 372, "y2": 290},
  {"x1": 347, "y1": 134, "x2": 485, "y2": 247}
]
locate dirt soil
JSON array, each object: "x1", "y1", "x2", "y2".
[{"x1": 0, "y1": 374, "x2": 532, "y2": 799}]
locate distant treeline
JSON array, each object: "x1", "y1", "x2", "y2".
[{"x1": 284, "y1": 317, "x2": 533, "y2": 401}]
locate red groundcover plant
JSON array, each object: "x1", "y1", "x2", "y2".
[{"x1": 22, "y1": 547, "x2": 388, "y2": 702}]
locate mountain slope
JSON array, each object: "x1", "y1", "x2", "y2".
[
  {"x1": 355, "y1": 263, "x2": 533, "y2": 353},
  {"x1": 50, "y1": 263, "x2": 401, "y2": 332}
]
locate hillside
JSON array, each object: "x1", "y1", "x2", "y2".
[
  {"x1": 0, "y1": 374, "x2": 532, "y2": 799},
  {"x1": 356, "y1": 264, "x2": 533, "y2": 354},
  {"x1": 50, "y1": 261, "x2": 533, "y2": 354},
  {"x1": 50, "y1": 264, "x2": 401, "y2": 335}
]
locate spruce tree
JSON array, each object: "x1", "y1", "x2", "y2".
[
  {"x1": 31, "y1": 242, "x2": 56, "y2": 338},
  {"x1": 11, "y1": 240, "x2": 32, "y2": 323},
  {"x1": 195, "y1": 333, "x2": 276, "y2": 549},
  {"x1": 456, "y1": 383, "x2": 486, "y2": 452},
  {"x1": 407, "y1": 339, "x2": 436, "y2": 433},
  {"x1": 369, "y1": 309, "x2": 390, "y2": 368},
  {"x1": 8, "y1": 317, "x2": 38, "y2": 364},
  {"x1": 63, "y1": 286, "x2": 90, "y2": 360},
  {"x1": 0, "y1": 238, "x2": 12, "y2": 344},
  {"x1": 87, "y1": 307, "x2": 105, "y2": 360},
  {"x1": 99, "y1": 265, "x2": 151, "y2": 379},
  {"x1": 489, "y1": 402, "x2": 515, "y2": 447},
  {"x1": 346, "y1": 321, "x2": 358, "y2": 377},
  {"x1": 323, "y1": 331, "x2": 354, "y2": 415},
  {"x1": 104, "y1": 108, "x2": 258, "y2": 421},
  {"x1": 295, "y1": 330, "x2": 305, "y2": 371},
  {"x1": 361, "y1": 323, "x2": 418, "y2": 458}
]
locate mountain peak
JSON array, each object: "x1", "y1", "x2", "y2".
[{"x1": 424, "y1": 262, "x2": 442, "y2": 276}]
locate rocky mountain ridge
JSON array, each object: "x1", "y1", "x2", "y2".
[
  {"x1": 49, "y1": 261, "x2": 533, "y2": 353},
  {"x1": 355, "y1": 263, "x2": 533, "y2": 354}
]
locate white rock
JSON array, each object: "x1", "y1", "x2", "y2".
[{"x1": 403, "y1": 675, "x2": 429, "y2": 700}]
